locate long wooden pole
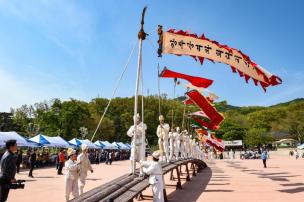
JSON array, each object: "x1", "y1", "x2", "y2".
[{"x1": 132, "y1": 7, "x2": 147, "y2": 175}]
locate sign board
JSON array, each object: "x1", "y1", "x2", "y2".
[{"x1": 224, "y1": 140, "x2": 243, "y2": 146}]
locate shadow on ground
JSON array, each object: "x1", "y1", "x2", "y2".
[{"x1": 167, "y1": 166, "x2": 215, "y2": 202}]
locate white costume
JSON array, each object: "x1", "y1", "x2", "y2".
[
  {"x1": 168, "y1": 130, "x2": 175, "y2": 161},
  {"x1": 77, "y1": 145, "x2": 93, "y2": 195},
  {"x1": 127, "y1": 119, "x2": 147, "y2": 162},
  {"x1": 184, "y1": 132, "x2": 191, "y2": 159},
  {"x1": 140, "y1": 151, "x2": 164, "y2": 202},
  {"x1": 64, "y1": 149, "x2": 79, "y2": 201},
  {"x1": 175, "y1": 129, "x2": 181, "y2": 159},
  {"x1": 179, "y1": 131, "x2": 186, "y2": 159},
  {"x1": 156, "y1": 115, "x2": 170, "y2": 162}
]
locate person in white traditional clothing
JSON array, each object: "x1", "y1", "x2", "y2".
[
  {"x1": 168, "y1": 127, "x2": 176, "y2": 161},
  {"x1": 184, "y1": 131, "x2": 191, "y2": 159},
  {"x1": 175, "y1": 127, "x2": 181, "y2": 159},
  {"x1": 156, "y1": 115, "x2": 170, "y2": 162},
  {"x1": 64, "y1": 148, "x2": 79, "y2": 201},
  {"x1": 77, "y1": 144, "x2": 93, "y2": 195},
  {"x1": 140, "y1": 151, "x2": 164, "y2": 202},
  {"x1": 127, "y1": 113, "x2": 147, "y2": 174},
  {"x1": 179, "y1": 130, "x2": 186, "y2": 159}
]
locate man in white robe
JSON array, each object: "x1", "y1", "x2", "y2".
[
  {"x1": 65, "y1": 149, "x2": 79, "y2": 201},
  {"x1": 140, "y1": 151, "x2": 164, "y2": 202},
  {"x1": 168, "y1": 127, "x2": 176, "y2": 161},
  {"x1": 156, "y1": 115, "x2": 170, "y2": 162},
  {"x1": 77, "y1": 144, "x2": 93, "y2": 195},
  {"x1": 127, "y1": 113, "x2": 147, "y2": 173},
  {"x1": 175, "y1": 128, "x2": 181, "y2": 159}
]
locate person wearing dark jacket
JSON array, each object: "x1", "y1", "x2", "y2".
[
  {"x1": 28, "y1": 149, "x2": 37, "y2": 177},
  {"x1": 16, "y1": 150, "x2": 22, "y2": 174},
  {"x1": 0, "y1": 140, "x2": 17, "y2": 202}
]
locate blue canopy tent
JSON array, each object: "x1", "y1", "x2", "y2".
[
  {"x1": 43, "y1": 136, "x2": 70, "y2": 148},
  {"x1": 25, "y1": 139, "x2": 40, "y2": 147},
  {"x1": 94, "y1": 140, "x2": 105, "y2": 149},
  {"x1": 125, "y1": 143, "x2": 131, "y2": 149},
  {"x1": 101, "y1": 141, "x2": 118, "y2": 150},
  {"x1": 29, "y1": 134, "x2": 50, "y2": 145},
  {"x1": 68, "y1": 138, "x2": 82, "y2": 147},
  {"x1": 118, "y1": 142, "x2": 130, "y2": 150},
  {"x1": 112, "y1": 142, "x2": 129, "y2": 150},
  {"x1": 79, "y1": 139, "x2": 100, "y2": 149},
  {"x1": 0, "y1": 131, "x2": 31, "y2": 147}
]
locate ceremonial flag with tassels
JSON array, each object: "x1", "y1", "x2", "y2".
[
  {"x1": 159, "y1": 67, "x2": 213, "y2": 88},
  {"x1": 183, "y1": 98, "x2": 194, "y2": 105},
  {"x1": 186, "y1": 90, "x2": 224, "y2": 127},
  {"x1": 158, "y1": 29, "x2": 282, "y2": 92}
]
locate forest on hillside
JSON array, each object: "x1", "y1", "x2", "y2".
[{"x1": 1, "y1": 96, "x2": 303, "y2": 147}]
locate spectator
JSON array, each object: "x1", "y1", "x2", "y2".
[
  {"x1": 0, "y1": 140, "x2": 18, "y2": 202},
  {"x1": 58, "y1": 149, "x2": 66, "y2": 175},
  {"x1": 261, "y1": 149, "x2": 267, "y2": 168},
  {"x1": 16, "y1": 150, "x2": 22, "y2": 174},
  {"x1": 28, "y1": 149, "x2": 37, "y2": 178}
]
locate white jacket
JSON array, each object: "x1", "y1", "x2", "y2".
[
  {"x1": 77, "y1": 153, "x2": 92, "y2": 177},
  {"x1": 156, "y1": 123, "x2": 170, "y2": 140},
  {"x1": 65, "y1": 159, "x2": 79, "y2": 180}
]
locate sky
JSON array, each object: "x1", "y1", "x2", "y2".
[{"x1": 0, "y1": 0, "x2": 303, "y2": 112}]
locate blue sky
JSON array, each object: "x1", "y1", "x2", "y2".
[{"x1": 0, "y1": 0, "x2": 303, "y2": 112}]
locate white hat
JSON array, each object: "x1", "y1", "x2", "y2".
[
  {"x1": 176, "y1": 127, "x2": 180, "y2": 132},
  {"x1": 159, "y1": 115, "x2": 164, "y2": 121},
  {"x1": 152, "y1": 150, "x2": 160, "y2": 159},
  {"x1": 67, "y1": 148, "x2": 76, "y2": 156},
  {"x1": 81, "y1": 144, "x2": 88, "y2": 151}
]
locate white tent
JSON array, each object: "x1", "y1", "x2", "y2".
[
  {"x1": 0, "y1": 131, "x2": 29, "y2": 147},
  {"x1": 79, "y1": 139, "x2": 100, "y2": 149},
  {"x1": 94, "y1": 140, "x2": 105, "y2": 149},
  {"x1": 101, "y1": 141, "x2": 118, "y2": 150},
  {"x1": 43, "y1": 136, "x2": 70, "y2": 148},
  {"x1": 112, "y1": 142, "x2": 129, "y2": 150}
]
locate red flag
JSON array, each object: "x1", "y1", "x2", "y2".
[
  {"x1": 160, "y1": 67, "x2": 213, "y2": 88},
  {"x1": 186, "y1": 90, "x2": 224, "y2": 126},
  {"x1": 183, "y1": 98, "x2": 194, "y2": 105}
]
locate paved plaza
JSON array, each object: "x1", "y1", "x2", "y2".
[{"x1": 10, "y1": 151, "x2": 304, "y2": 202}]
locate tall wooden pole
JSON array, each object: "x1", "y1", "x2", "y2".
[{"x1": 132, "y1": 6, "x2": 147, "y2": 175}]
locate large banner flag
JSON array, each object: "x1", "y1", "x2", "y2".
[
  {"x1": 160, "y1": 67, "x2": 213, "y2": 88},
  {"x1": 186, "y1": 90, "x2": 224, "y2": 127},
  {"x1": 192, "y1": 116, "x2": 218, "y2": 130},
  {"x1": 159, "y1": 29, "x2": 282, "y2": 91},
  {"x1": 208, "y1": 132, "x2": 225, "y2": 152}
]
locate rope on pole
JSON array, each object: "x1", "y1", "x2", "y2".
[{"x1": 91, "y1": 41, "x2": 137, "y2": 142}]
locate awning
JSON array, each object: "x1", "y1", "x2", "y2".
[
  {"x1": 0, "y1": 131, "x2": 32, "y2": 147},
  {"x1": 29, "y1": 134, "x2": 50, "y2": 145},
  {"x1": 94, "y1": 140, "x2": 105, "y2": 149},
  {"x1": 79, "y1": 139, "x2": 100, "y2": 149},
  {"x1": 101, "y1": 141, "x2": 118, "y2": 150}
]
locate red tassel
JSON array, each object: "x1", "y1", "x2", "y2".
[
  {"x1": 253, "y1": 78, "x2": 259, "y2": 86},
  {"x1": 198, "y1": 57, "x2": 204, "y2": 65},
  {"x1": 230, "y1": 66, "x2": 237, "y2": 73},
  {"x1": 237, "y1": 70, "x2": 244, "y2": 77},
  {"x1": 244, "y1": 74, "x2": 250, "y2": 83}
]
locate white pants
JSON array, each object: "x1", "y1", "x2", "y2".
[
  {"x1": 163, "y1": 138, "x2": 169, "y2": 162},
  {"x1": 79, "y1": 173, "x2": 87, "y2": 195},
  {"x1": 169, "y1": 139, "x2": 174, "y2": 160},
  {"x1": 152, "y1": 183, "x2": 164, "y2": 202},
  {"x1": 65, "y1": 178, "x2": 79, "y2": 201},
  {"x1": 175, "y1": 141, "x2": 180, "y2": 159}
]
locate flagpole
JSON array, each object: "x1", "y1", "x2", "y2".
[{"x1": 132, "y1": 6, "x2": 147, "y2": 175}]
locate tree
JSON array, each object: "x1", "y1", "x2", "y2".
[{"x1": 245, "y1": 128, "x2": 273, "y2": 147}]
